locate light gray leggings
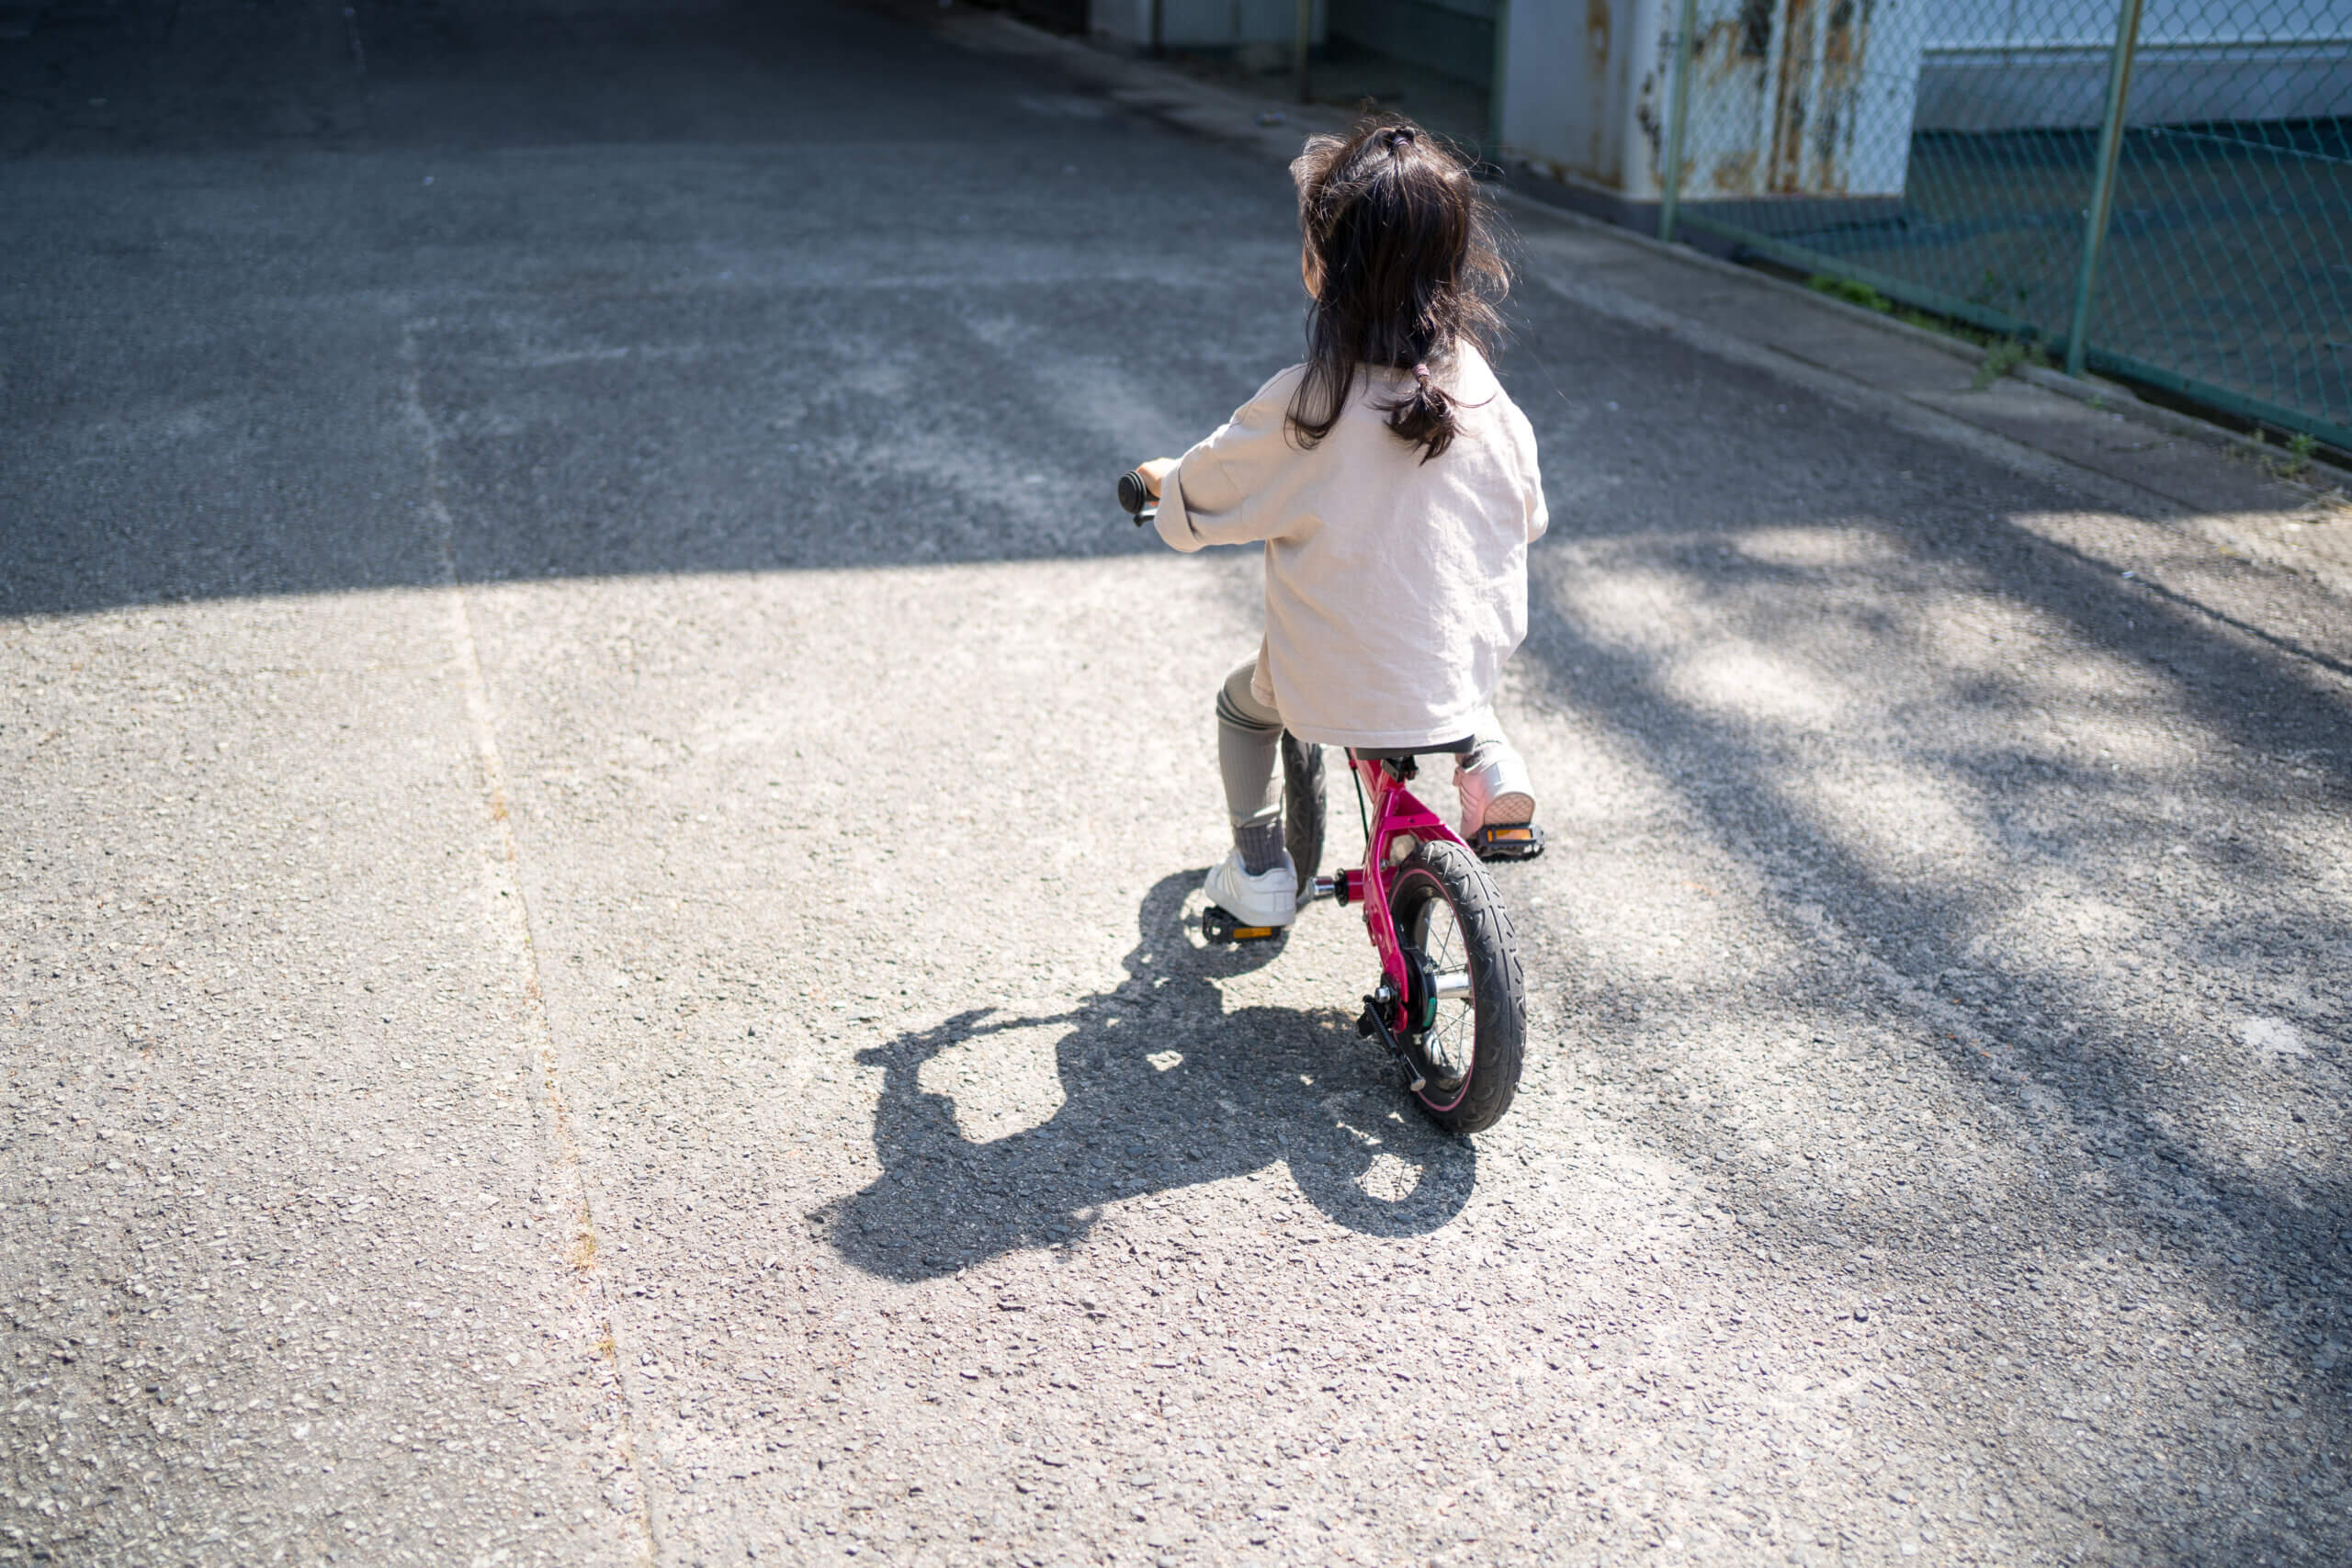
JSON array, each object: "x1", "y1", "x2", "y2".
[{"x1": 1216, "y1": 657, "x2": 1508, "y2": 828}]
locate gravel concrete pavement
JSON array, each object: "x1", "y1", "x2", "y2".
[{"x1": 5, "y1": 3, "x2": 2348, "y2": 1565}]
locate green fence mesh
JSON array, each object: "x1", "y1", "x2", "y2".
[{"x1": 1660, "y1": 0, "x2": 2352, "y2": 451}]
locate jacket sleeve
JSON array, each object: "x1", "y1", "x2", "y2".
[
  {"x1": 1514, "y1": 401, "x2": 1549, "y2": 544},
  {"x1": 1154, "y1": 367, "x2": 1309, "y2": 554}
]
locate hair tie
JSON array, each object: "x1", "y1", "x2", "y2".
[{"x1": 1411, "y1": 362, "x2": 1430, "y2": 382}]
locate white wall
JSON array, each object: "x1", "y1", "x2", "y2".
[
  {"x1": 1925, "y1": 0, "x2": 2352, "y2": 51},
  {"x1": 1499, "y1": 0, "x2": 1917, "y2": 201},
  {"x1": 1497, "y1": 0, "x2": 1668, "y2": 197},
  {"x1": 1915, "y1": 0, "x2": 2352, "y2": 130}
]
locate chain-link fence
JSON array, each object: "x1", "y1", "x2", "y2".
[{"x1": 1655, "y1": 0, "x2": 2352, "y2": 453}]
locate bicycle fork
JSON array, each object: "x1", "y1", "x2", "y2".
[
  {"x1": 1298, "y1": 870, "x2": 1432, "y2": 1093},
  {"x1": 1353, "y1": 981, "x2": 1424, "y2": 1093}
]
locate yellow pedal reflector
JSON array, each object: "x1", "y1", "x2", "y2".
[
  {"x1": 1492, "y1": 827, "x2": 1532, "y2": 840},
  {"x1": 1232, "y1": 926, "x2": 1276, "y2": 940}
]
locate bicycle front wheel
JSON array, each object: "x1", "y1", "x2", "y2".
[{"x1": 1388, "y1": 838, "x2": 1526, "y2": 1134}]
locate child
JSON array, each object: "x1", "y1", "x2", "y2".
[{"x1": 1134, "y1": 119, "x2": 1547, "y2": 930}]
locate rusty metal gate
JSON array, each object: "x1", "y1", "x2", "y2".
[{"x1": 1654, "y1": 0, "x2": 2352, "y2": 454}]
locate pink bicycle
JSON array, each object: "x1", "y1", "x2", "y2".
[{"x1": 1120, "y1": 471, "x2": 1532, "y2": 1134}]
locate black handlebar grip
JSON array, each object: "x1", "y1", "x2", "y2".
[{"x1": 1117, "y1": 469, "x2": 1150, "y2": 517}]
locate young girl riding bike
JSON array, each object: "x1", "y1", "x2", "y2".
[{"x1": 1134, "y1": 118, "x2": 1548, "y2": 931}]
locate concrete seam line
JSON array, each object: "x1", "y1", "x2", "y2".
[
  {"x1": 2011, "y1": 365, "x2": 2352, "y2": 491},
  {"x1": 397, "y1": 321, "x2": 664, "y2": 1564}
]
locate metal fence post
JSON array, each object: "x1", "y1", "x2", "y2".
[
  {"x1": 2064, "y1": 0, "x2": 2146, "y2": 378},
  {"x1": 1657, "y1": 0, "x2": 1699, "y2": 243}
]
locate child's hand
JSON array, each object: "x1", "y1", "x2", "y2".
[{"x1": 1136, "y1": 457, "x2": 1176, "y2": 500}]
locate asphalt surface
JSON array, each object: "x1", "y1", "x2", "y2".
[{"x1": 4, "y1": 3, "x2": 2349, "y2": 1565}]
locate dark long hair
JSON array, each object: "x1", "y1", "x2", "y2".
[{"x1": 1287, "y1": 118, "x2": 1505, "y2": 463}]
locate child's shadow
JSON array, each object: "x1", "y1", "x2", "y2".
[{"x1": 817, "y1": 872, "x2": 1477, "y2": 1280}]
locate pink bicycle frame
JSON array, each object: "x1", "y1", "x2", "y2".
[{"x1": 1329, "y1": 754, "x2": 1473, "y2": 1037}]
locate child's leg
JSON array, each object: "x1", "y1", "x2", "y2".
[
  {"x1": 1455, "y1": 722, "x2": 1536, "y2": 835},
  {"x1": 1216, "y1": 658, "x2": 1288, "y2": 874}
]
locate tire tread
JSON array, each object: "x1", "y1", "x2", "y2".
[{"x1": 1394, "y1": 838, "x2": 1525, "y2": 1134}]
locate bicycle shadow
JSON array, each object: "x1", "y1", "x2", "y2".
[{"x1": 814, "y1": 871, "x2": 1477, "y2": 1280}]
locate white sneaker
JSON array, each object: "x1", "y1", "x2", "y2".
[
  {"x1": 1203, "y1": 848, "x2": 1297, "y2": 928},
  {"x1": 1455, "y1": 743, "x2": 1536, "y2": 839}
]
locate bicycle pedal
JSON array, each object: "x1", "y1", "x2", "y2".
[
  {"x1": 1471, "y1": 822, "x2": 1546, "y2": 862},
  {"x1": 1202, "y1": 905, "x2": 1283, "y2": 944}
]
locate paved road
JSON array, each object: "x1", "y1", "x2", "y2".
[{"x1": 5, "y1": 3, "x2": 2349, "y2": 1565}]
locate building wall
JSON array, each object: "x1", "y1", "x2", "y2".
[{"x1": 1498, "y1": 0, "x2": 1668, "y2": 197}]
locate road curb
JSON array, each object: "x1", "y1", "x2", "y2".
[{"x1": 1474, "y1": 181, "x2": 2352, "y2": 502}]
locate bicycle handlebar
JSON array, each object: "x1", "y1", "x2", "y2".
[{"x1": 1116, "y1": 468, "x2": 1155, "y2": 524}]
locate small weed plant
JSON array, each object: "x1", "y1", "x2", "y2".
[
  {"x1": 1809, "y1": 275, "x2": 1892, "y2": 312},
  {"x1": 2281, "y1": 431, "x2": 2318, "y2": 478},
  {"x1": 1973, "y1": 339, "x2": 2034, "y2": 390},
  {"x1": 1808, "y1": 273, "x2": 2005, "y2": 355}
]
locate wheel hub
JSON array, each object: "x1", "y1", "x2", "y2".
[{"x1": 1399, "y1": 945, "x2": 1441, "y2": 1035}]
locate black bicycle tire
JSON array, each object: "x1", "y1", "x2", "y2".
[
  {"x1": 1281, "y1": 732, "x2": 1326, "y2": 888},
  {"x1": 1387, "y1": 838, "x2": 1525, "y2": 1135}
]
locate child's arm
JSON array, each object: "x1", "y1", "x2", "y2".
[{"x1": 1141, "y1": 368, "x2": 1309, "y2": 555}]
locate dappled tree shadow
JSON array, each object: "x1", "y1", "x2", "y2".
[{"x1": 1499, "y1": 335, "x2": 2351, "y2": 1560}]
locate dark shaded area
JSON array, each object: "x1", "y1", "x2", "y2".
[
  {"x1": 0, "y1": 0, "x2": 996, "y2": 153},
  {"x1": 1, "y1": 0, "x2": 1305, "y2": 616},
  {"x1": 820, "y1": 872, "x2": 1475, "y2": 1280}
]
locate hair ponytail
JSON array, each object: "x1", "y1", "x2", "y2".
[
  {"x1": 1287, "y1": 117, "x2": 1504, "y2": 464},
  {"x1": 1384, "y1": 358, "x2": 1453, "y2": 455}
]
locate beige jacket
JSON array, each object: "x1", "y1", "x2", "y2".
[{"x1": 1156, "y1": 347, "x2": 1547, "y2": 750}]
